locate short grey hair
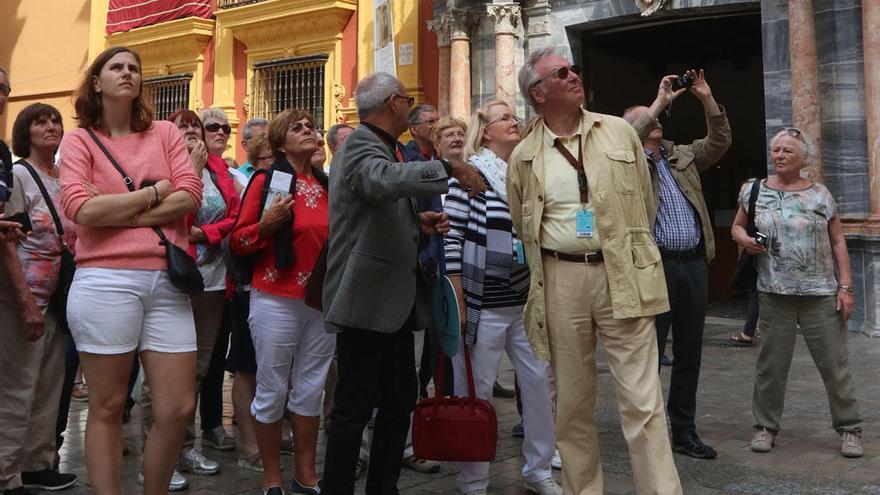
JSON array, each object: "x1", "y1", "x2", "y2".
[
  {"x1": 518, "y1": 47, "x2": 560, "y2": 111},
  {"x1": 770, "y1": 128, "x2": 817, "y2": 168},
  {"x1": 327, "y1": 123, "x2": 354, "y2": 149},
  {"x1": 355, "y1": 72, "x2": 404, "y2": 119},
  {"x1": 408, "y1": 104, "x2": 437, "y2": 126},
  {"x1": 242, "y1": 118, "x2": 269, "y2": 141},
  {"x1": 199, "y1": 107, "x2": 229, "y2": 124},
  {"x1": 622, "y1": 105, "x2": 643, "y2": 125}
]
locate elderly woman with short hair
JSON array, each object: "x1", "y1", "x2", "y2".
[
  {"x1": 229, "y1": 108, "x2": 334, "y2": 495},
  {"x1": 431, "y1": 116, "x2": 467, "y2": 162},
  {"x1": 732, "y1": 128, "x2": 862, "y2": 458},
  {"x1": 443, "y1": 100, "x2": 560, "y2": 495},
  {"x1": 0, "y1": 102, "x2": 78, "y2": 493}
]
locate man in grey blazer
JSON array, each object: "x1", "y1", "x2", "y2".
[{"x1": 322, "y1": 72, "x2": 483, "y2": 495}]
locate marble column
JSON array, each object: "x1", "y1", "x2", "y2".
[
  {"x1": 487, "y1": 3, "x2": 521, "y2": 108},
  {"x1": 864, "y1": 0, "x2": 880, "y2": 216},
  {"x1": 448, "y1": 9, "x2": 474, "y2": 120},
  {"x1": 788, "y1": 0, "x2": 824, "y2": 182},
  {"x1": 523, "y1": 0, "x2": 552, "y2": 53},
  {"x1": 428, "y1": 17, "x2": 452, "y2": 117}
]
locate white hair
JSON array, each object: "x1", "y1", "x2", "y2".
[
  {"x1": 199, "y1": 107, "x2": 228, "y2": 124},
  {"x1": 518, "y1": 47, "x2": 562, "y2": 112},
  {"x1": 355, "y1": 72, "x2": 404, "y2": 120},
  {"x1": 242, "y1": 118, "x2": 269, "y2": 141},
  {"x1": 770, "y1": 128, "x2": 816, "y2": 168}
]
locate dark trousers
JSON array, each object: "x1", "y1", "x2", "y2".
[
  {"x1": 743, "y1": 289, "x2": 760, "y2": 338},
  {"x1": 323, "y1": 323, "x2": 418, "y2": 495},
  {"x1": 656, "y1": 256, "x2": 708, "y2": 440},
  {"x1": 199, "y1": 303, "x2": 230, "y2": 432}
]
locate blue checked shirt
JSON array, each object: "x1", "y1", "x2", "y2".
[{"x1": 646, "y1": 148, "x2": 701, "y2": 251}]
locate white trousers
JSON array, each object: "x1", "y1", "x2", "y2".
[
  {"x1": 454, "y1": 305, "x2": 555, "y2": 493},
  {"x1": 248, "y1": 290, "x2": 336, "y2": 422}
]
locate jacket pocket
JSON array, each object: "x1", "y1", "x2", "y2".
[{"x1": 606, "y1": 150, "x2": 638, "y2": 195}]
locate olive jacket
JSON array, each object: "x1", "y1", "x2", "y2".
[
  {"x1": 507, "y1": 110, "x2": 669, "y2": 360},
  {"x1": 632, "y1": 109, "x2": 731, "y2": 262}
]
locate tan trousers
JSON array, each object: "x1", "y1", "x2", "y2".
[
  {"x1": 140, "y1": 290, "x2": 225, "y2": 446},
  {"x1": 0, "y1": 289, "x2": 66, "y2": 490},
  {"x1": 543, "y1": 255, "x2": 682, "y2": 495}
]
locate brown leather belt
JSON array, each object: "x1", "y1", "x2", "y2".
[{"x1": 541, "y1": 247, "x2": 604, "y2": 264}]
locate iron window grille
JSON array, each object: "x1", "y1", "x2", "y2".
[
  {"x1": 143, "y1": 74, "x2": 193, "y2": 121},
  {"x1": 250, "y1": 54, "x2": 328, "y2": 132}
]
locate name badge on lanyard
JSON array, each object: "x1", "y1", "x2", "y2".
[
  {"x1": 513, "y1": 238, "x2": 526, "y2": 265},
  {"x1": 576, "y1": 210, "x2": 594, "y2": 238}
]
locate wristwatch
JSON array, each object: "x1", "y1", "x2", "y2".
[{"x1": 839, "y1": 285, "x2": 855, "y2": 294}]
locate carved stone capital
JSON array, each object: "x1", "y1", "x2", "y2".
[
  {"x1": 427, "y1": 18, "x2": 451, "y2": 47},
  {"x1": 487, "y1": 3, "x2": 521, "y2": 35},
  {"x1": 443, "y1": 9, "x2": 477, "y2": 41}
]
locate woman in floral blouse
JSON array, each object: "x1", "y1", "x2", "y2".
[
  {"x1": 732, "y1": 128, "x2": 862, "y2": 459},
  {"x1": 229, "y1": 108, "x2": 333, "y2": 495}
]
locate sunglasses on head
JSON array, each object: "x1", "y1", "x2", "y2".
[
  {"x1": 782, "y1": 127, "x2": 802, "y2": 138},
  {"x1": 205, "y1": 122, "x2": 231, "y2": 134},
  {"x1": 530, "y1": 64, "x2": 581, "y2": 89}
]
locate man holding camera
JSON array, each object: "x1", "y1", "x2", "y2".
[{"x1": 624, "y1": 69, "x2": 731, "y2": 460}]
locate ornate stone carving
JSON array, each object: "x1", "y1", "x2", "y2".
[
  {"x1": 157, "y1": 64, "x2": 170, "y2": 76},
  {"x1": 242, "y1": 94, "x2": 250, "y2": 119},
  {"x1": 635, "y1": 0, "x2": 667, "y2": 17},
  {"x1": 445, "y1": 9, "x2": 477, "y2": 41},
  {"x1": 427, "y1": 18, "x2": 451, "y2": 47},
  {"x1": 193, "y1": 99, "x2": 204, "y2": 111},
  {"x1": 333, "y1": 83, "x2": 346, "y2": 123},
  {"x1": 487, "y1": 3, "x2": 521, "y2": 35}
]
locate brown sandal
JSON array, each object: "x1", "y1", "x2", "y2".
[{"x1": 731, "y1": 333, "x2": 755, "y2": 346}]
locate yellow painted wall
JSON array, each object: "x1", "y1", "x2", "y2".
[
  {"x1": 357, "y1": 0, "x2": 424, "y2": 100},
  {"x1": 0, "y1": 0, "x2": 92, "y2": 138}
]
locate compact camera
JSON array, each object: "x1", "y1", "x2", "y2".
[
  {"x1": 755, "y1": 232, "x2": 768, "y2": 246},
  {"x1": 671, "y1": 71, "x2": 696, "y2": 91}
]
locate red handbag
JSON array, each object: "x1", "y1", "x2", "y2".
[{"x1": 411, "y1": 345, "x2": 498, "y2": 462}]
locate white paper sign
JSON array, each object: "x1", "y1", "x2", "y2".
[
  {"x1": 374, "y1": 0, "x2": 396, "y2": 75},
  {"x1": 398, "y1": 43, "x2": 414, "y2": 66},
  {"x1": 263, "y1": 171, "x2": 293, "y2": 213}
]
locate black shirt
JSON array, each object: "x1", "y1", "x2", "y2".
[{"x1": 0, "y1": 139, "x2": 12, "y2": 202}]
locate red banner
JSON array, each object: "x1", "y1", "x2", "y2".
[{"x1": 106, "y1": 0, "x2": 213, "y2": 34}]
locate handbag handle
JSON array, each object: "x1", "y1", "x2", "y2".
[
  {"x1": 433, "y1": 341, "x2": 478, "y2": 400},
  {"x1": 84, "y1": 128, "x2": 171, "y2": 245},
  {"x1": 746, "y1": 178, "x2": 760, "y2": 237}
]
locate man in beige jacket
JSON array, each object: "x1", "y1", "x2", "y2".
[{"x1": 507, "y1": 48, "x2": 682, "y2": 495}]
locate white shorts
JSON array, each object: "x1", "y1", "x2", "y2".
[
  {"x1": 67, "y1": 267, "x2": 197, "y2": 354},
  {"x1": 249, "y1": 290, "x2": 336, "y2": 422}
]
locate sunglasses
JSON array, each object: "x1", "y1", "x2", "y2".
[
  {"x1": 782, "y1": 127, "x2": 803, "y2": 139},
  {"x1": 386, "y1": 93, "x2": 415, "y2": 108},
  {"x1": 205, "y1": 122, "x2": 231, "y2": 134},
  {"x1": 288, "y1": 121, "x2": 316, "y2": 133},
  {"x1": 530, "y1": 65, "x2": 581, "y2": 89}
]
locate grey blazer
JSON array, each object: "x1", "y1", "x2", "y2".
[{"x1": 323, "y1": 124, "x2": 449, "y2": 333}]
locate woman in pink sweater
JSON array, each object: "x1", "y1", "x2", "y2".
[{"x1": 58, "y1": 46, "x2": 202, "y2": 495}]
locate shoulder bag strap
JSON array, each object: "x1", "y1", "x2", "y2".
[
  {"x1": 746, "y1": 178, "x2": 761, "y2": 236},
  {"x1": 84, "y1": 128, "x2": 170, "y2": 245},
  {"x1": 15, "y1": 159, "x2": 63, "y2": 236}
]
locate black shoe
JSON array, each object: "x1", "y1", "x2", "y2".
[
  {"x1": 2, "y1": 487, "x2": 36, "y2": 495},
  {"x1": 290, "y1": 478, "x2": 321, "y2": 495},
  {"x1": 511, "y1": 420, "x2": 525, "y2": 438},
  {"x1": 264, "y1": 486, "x2": 285, "y2": 495},
  {"x1": 672, "y1": 433, "x2": 717, "y2": 460},
  {"x1": 492, "y1": 381, "x2": 515, "y2": 398},
  {"x1": 660, "y1": 354, "x2": 673, "y2": 367},
  {"x1": 21, "y1": 469, "x2": 77, "y2": 491}
]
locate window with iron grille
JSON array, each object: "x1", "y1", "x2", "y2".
[
  {"x1": 251, "y1": 54, "x2": 328, "y2": 132},
  {"x1": 143, "y1": 74, "x2": 192, "y2": 120}
]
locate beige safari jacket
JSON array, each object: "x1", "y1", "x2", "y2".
[
  {"x1": 507, "y1": 110, "x2": 670, "y2": 360},
  {"x1": 632, "y1": 109, "x2": 731, "y2": 262}
]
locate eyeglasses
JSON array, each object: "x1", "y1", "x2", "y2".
[
  {"x1": 386, "y1": 93, "x2": 415, "y2": 108},
  {"x1": 415, "y1": 118, "x2": 437, "y2": 126},
  {"x1": 0, "y1": 84, "x2": 9, "y2": 97},
  {"x1": 441, "y1": 129, "x2": 466, "y2": 140},
  {"x1": 530, "y1": 64, "x2": 581, "y2": 89},
  {"x1": 204, "y1": 122, "x2": 231, "y2": 134},
  {"x1": 486, "y1": 114, "x2": 522, "y2": 127},
  {"x1": 288, "y1": 121, "x2": 316, "y2": 134}
]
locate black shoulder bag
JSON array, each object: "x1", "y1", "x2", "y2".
[
  {"x1": 16, "y1": 159, "x2": 76, "y2": 332},
  {"x1": 85, "y1": 129, "x2": 204, "y2": 294},
  {"x1": 731, "y1": 178, "x2": 762, "y2": 291}
]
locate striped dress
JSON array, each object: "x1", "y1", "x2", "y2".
[{"x1": 444, "y1": 175, "x2": 529, "y2": 345}]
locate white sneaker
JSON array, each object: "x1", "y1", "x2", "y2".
[
  {"x1": 550, "y1": 449, "x2": 561, "y2": 470},
  {"x1": 527, "y1": 477, "x2": 562, "y2": 495},
  {"x1": 178, "y1": 447, "x2": 221, "y2": 475},
  {"x1": 136, "y1": 470, "x2": 189, "y2": 492}
]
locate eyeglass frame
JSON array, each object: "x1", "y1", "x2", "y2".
[
  {"x1": 288, "y1": 121, "x2": 316, "y2": 134},
  {"x1": 386, "y1": 93, "x2": 415, "y2": 108},
  {"x1": 529, "y1": 64, "x2": 581, "y2": 89},
  {"x1": 204, "y1": 122, "x2": 232, "y2": 135},
  {"x1": 780, "y1": 127, "x2": 804, "y2": 140},
  {"x1": 485, "y1": 113, "x2": 522, "y2": 127}
]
